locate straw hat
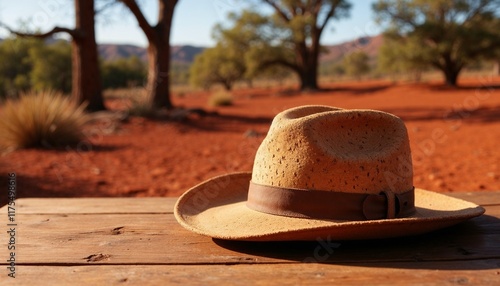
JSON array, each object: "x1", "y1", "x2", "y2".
[{"x1": 175, "y1": 106, "x2": 484, "y2": 241}]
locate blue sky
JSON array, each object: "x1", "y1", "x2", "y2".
[{"x1": 0, "y1": 0, "x2": 381, "y2": 47}]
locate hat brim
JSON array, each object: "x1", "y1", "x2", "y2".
[{"x1": 174, "y1": 172, "x2": 485, "y2": 241}]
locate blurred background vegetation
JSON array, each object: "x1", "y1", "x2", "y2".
[
  {"x1": 0, "y1": 0, "x2": 499, "y2": 101},
  {"x1": 0, "y1": 0, "x2": 498, "y2": 153},
  {"x1": 0, "y1": 37, "x2": 148, "y2": 99}
]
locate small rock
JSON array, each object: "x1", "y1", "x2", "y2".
[
  {"x1": 434, "y1": 179, "x2": 446, "y2": 188},
  {"x1": 97, "y1": 180, "x2": 107, "y2": 186},
  {"x1": 487, "y1": 172, "x2": 498, "y2": 180},
  {"x1": 244, "y1": 129, "x2": 259, "y2": 138},
  {"x1": 150, "y1": 168, "x2": 168, "y2": 177},
  {"x1": 169, "y1": 109, "x2": 190, "y2": 121}
]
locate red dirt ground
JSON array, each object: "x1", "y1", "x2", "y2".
[{"x1": 1, "y1": 76, "x2": 499, "y2": 206}]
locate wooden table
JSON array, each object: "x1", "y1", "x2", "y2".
[{"x1": 1, "y1": 192, "x2": 499, "y2": 285}]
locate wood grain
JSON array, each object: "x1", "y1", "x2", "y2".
[
  {"x1": 1, "y1": 260, "x2": 499, "y2": 286},
  {"x1": 14, "y1": 197, "x2": 176, "y2": 214},
  {"x1": 1, "y1": 206, "x2": 499, "y2": 265},
  {"x1": 0, "y1": 193, "x2": 498, "y2": 285}
]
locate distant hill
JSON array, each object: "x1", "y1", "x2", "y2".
[
  {"x1": 320, "y1": 35, "x2": 384, "y2": 64},
  {"x1": 98, "y1": 35, "x2": 383, "y2": 65},
  {"x1": 98, "y1": 44, "x2": 148, "y2": 62},
  {"x1": 98, "y1": 44, "x2": 205, "y2": 64},
  {"x1": 0, "y1": 36, "x2": 383, "y2": 64}
]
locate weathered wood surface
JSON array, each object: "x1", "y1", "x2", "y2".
[
  {"x1": 0, "y1": 192, "x2": 499, "y2": 285},
  {"x1": 2, "y1": 261, "x2": 500, "y2": 286},
  {"x1": 14, "y1": 197, "x2": 175, "y2": 214},
  {"x1": 2, "y1": 208, "x2": 500, "y2": 265}
]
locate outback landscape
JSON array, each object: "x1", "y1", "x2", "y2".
[
  {"x1": 1, "y1": 75, "x2": 499, "y2": 206},
  {"x1": 0, "y1": 0, "x2": 499, "y2": 207}
]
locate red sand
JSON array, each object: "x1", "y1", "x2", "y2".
[{"x1": 1, "y1": 77, "x2": 499, "y2": 206}]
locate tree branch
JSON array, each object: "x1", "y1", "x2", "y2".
[
  {"x1": 318, "y1": 0, "x2": 350, "y2": 34},
  {"x1": 262, "y1": 0, "x2": 291, "y2": 22},
  {"x1": 462, "y1": 0, "x2": 496, "y2": 24},
  {"x1": 95, "y1": 0, "x2": 122, "y2": 16},
  {"x1": 0, "y1": 23, "x2": 79, "y2": 39},
  {"x1": 119, "y1": 0, "x2": 155, "y2": 42}
]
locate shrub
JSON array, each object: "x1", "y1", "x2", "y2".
[
  {"x1": 126, "y1": 91, "x2": 160, "y2": 118},
  {"x1": 208, "y1": 91, "x2": 233, "y2": 107},
  {"x1": 101, "y1": 56, "x2": 146, "y2": 89},
  {"x1": 128, "y1": 97, "x2": 155, "y2": 117},
  {"x1": 0, "y1": 90, "x2": 88, "y2": 152}
]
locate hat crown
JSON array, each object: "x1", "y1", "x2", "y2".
[{"x1": 252, "y1": 106, "x2": 413, "y2": 194}]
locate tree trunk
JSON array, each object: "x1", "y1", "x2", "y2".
[
  {"x1": 73, "y1": 0, "x2": 105, "y2": 111},
  {"x1": 494, "y1": 60, "x2": 500, "y2": 76},
  {"x1": 143, "y1": 0, "x2": 176, "y2": 110},
  {"x1": 296, "y1": 31, "x2": 320, "y2": 91},
  {"x1": 146, "y1": 41, "x2": 172, "y2": 109},
  {"x1": 299, "y1": 67, "x2": 318, "y2": 90},
  {"x1": 443, "y1": 66, "x2": 460, "y2": 86},
  {"x1": 223, "y1": 80, "x2": 232, "y2": 91},
  {"x1": 298, "y1": 46, "x2": 319, "y2": 91}
]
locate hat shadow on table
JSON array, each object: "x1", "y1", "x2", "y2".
[{"x1": 212, "y1": 213, "x2": 500, "y2": 270}]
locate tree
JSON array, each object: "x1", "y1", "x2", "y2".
[
  {"x1": 343, "y1": 51, "x2": 370, "y2": 79},
  {"x1": 119, "y1": 0, "x2": 178, "y2": 109},
  {"x1": 190, "y1": 43, "x2": 246, "y2": 91},
  {"x1": 0, "y1": 0, "x2": 106, "y2": 111},
  {"x1": 221, "y1": 1, "x2": 351, "y2": 91},
  {"x1": 373, "y1": 0, "x2": 500, "y2": 86}
]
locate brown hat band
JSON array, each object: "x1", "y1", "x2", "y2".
[{"x1": 247, "y1": 182, "x2": 416, "y2": 220}]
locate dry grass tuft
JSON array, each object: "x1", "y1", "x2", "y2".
[
  {"x1": 0, "y1": 90, "x2": 88, "y2": 152},
  {"x1": 127, "y1": 92, "x2": 157, "y2": 117},
  {"x1": 208, "y1": 91, "x2": 233, "y2": 107}
]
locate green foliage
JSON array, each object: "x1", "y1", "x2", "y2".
[
  {"x1": 190, "y1": 43, "x2": 246, "y2": 90},
  {"x1": 0, "y1": 37, "x2": 42, "y2": 98},
  {"x1": 377, "y1": 30, "x2": 429, "y2": 80},
  {"x1": 0, "y1": 36, "x2": 147, "y2": 98},
  {"x1": 255, "y1": 64, "x2": 293, "y2": 85},
  {"x1": 171, "y1": 61, "x2": 190, "y2": 85},
  {"x1": 320, "y1": 61, "x2": 345, "y2": 77},
  {"x1": 343, "y1": 51, "x2": 370, "y2": 79},
  {"x1": 0, "y1": 37, "x2": 72, "y2": 97},
  {"x1": 208, "y1": 91, "x2": 233, "y2": 107},
  {"x1": 101, "y1": 56, "x2": 146, "y2": 89},
  {"x1": 0, "y1": 90, "x2": 88, "y2": 152},
  {"x1": 373, "y1": 0, "x2": 500, "y2": 86},
  {"x1": 30, "y1": 40, "x2": 72, "y2": 93}
]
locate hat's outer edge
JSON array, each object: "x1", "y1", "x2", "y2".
[{"x1": 174, "y1": 172, "x2": 485, "y2": 241}]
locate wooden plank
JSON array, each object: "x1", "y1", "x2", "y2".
[
  {"x1": 11, "y1": 197, "x2": 177, "y2": 214},
  {"x1": 450, "y1": 191, "x2": 500, "y2": 206},
  {"x1": 1, "y1": 206, "x2": 499, "y2": 265},
  {"x1": 1, "y1": 260, "x2": 499, "y2": 286},
  {"x1": 2, "y1": 191, "x2": 499, "y2": 215}
]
